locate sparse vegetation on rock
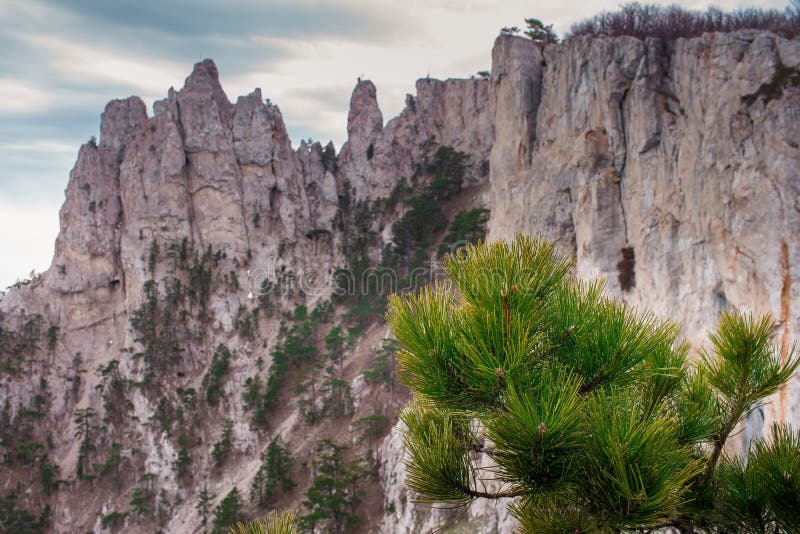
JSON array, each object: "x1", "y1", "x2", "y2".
[{"x1": 567, "y1": 2, "x2": 800, "y2": 40}]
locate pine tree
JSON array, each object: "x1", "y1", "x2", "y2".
[
  {"x1": 213, "y1": 487, "x2": 243, "y2": 533},
  {"x1": 203, "y1": 343, "x2": 231, "y2": 406},
  {"x1": 243, "y1": 375, "x2": 264, "y2": 412},
  {"x1": 196, "y1": 484, "x2": 216, "y2": 531},
  {"x1": 283, "y1": 305, "x2": 318, "y2": 366},
  {"x1": 321, "y1": 376, "x2": 353, "y2": 419},
  {"x1": 353, "y1": 414, "x2": 391, "y2": 467},
  {"x1": 251, "y1": 437, "x2": 295, "y2": 508},
  {"x1": 100, "y1": 442, "x2": 123, "y2": 488},
  {"x1": 324, "y1": 325, "x2": 351, "y2": 378},
  {"x1": 523, "y1": 17, "x2": 559, "y2": 44},
  {"x1": 437, "y1": 208, "x2": 490, "y2": 257},
  {"x1": 296, "y1": 366, "x2": 324, "y2": 424},
  {"x1": 230, "y1": 510, "x2": 298, "y2": 534},
  {"x1": 129, "y1": 486, "x2": 152, "y2": 519},
  {"x1": 0, "y1": 491, "x2": 51, "y2": 532},
  {"x1": 388, "y1": 236, "x2": 800, "y2": 532},
  {"x1": 73, "y1": 407, "x2": 95, "y2": 480},
  {"x1": 363, "y1": 338, "x2": 397, "y2": 393},
  {"x1": 211, "y1": 418, "x2": 234, "y2": 466},
  {"x1": 300, "y1": 439, "x2": 367, "y2": 534},
  {"x1": 307, "y1": 325, "x2": 354, "y2": 420}
]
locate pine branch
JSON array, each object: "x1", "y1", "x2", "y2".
[
  {"x1": 703, "y1": 404, "x2": 742, "y2": 488},
  {"x1": 698, "y1": 313, "x2": 800, "y2": 500},
  {"x1": 578, "y1": 374, "x2": 607, "y2": 394},
  {"x1": 467, "y1": 442, "x2": 497, "y2": 455},
  {"x1": 390, "y1": 238, "x2": 800, "y2": 531},
  {"x1": 445, "y1": 474, "x2": 526, "y2": 500}
]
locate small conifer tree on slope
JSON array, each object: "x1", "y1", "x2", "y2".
[{"x1": 388, "y1": 236, "x2": 800, "y2": 533}]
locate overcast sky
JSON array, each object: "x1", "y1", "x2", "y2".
[{"x1": 0, "y1": 0, "x2": 789, "y2": 289}]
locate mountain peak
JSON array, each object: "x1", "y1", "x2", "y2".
[
  {"x1": 346, "y1": 79, "x2": 383, "y2": 140},
  {"x1": 99, "y1": 96, "x2": 147, "y2": 159},
  {"x1": 181, "y1": 58, "x2": 232, "y2": 117},
  {"x1": 186, "y1": 58, "x2": 221, "y2": 87}
]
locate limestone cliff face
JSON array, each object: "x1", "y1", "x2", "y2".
[
  {"x1": 339, "y1": 77, "x2": 493, "y2": 201},
  {"x1": 2, "y1": 59, "x2": 348, "y2": 533},
  {"x1": 1, "y1": 29, "x2": 798, "y2": 534},
  {"x1": 486, "y1": 31, "x2": 800, "y2": 447}
]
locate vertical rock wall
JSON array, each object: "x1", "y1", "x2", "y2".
[{"x1": 488, "y1": 31, "x2": 800, "y2": 444}]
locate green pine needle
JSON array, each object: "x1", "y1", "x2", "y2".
[
  {"x1": 751, "y1": 424, "x2": 800, "y2": 532},
  {"x1": 386, "y1": 236, "x2": 800, "y2": 531},
  {"x1": 715, "y1": 455, "x2": 772, "y2": 533},
  {"x1": 400, "y1": 401, "x2": 476, "y2": 504},
  {"x1": 703, "y1": 312, "x2": 799, "y2": 421},
  {"x1": 229, "y1": 510, "x2": 298, "y2": 534},
  {"x1": 578, "y1": 391, "x2": 704, "y2": 529},
  {"x1": 484, "y1": 365, "x2": 585, "y2": 493}
]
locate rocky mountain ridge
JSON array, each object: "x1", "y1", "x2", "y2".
[{"x1": 1, "y1": 29, "x2": 799, "y2": 533}]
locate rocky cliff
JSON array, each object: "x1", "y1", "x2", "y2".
[
  {"x1": 0, "y1": 52, "x2": 493, "y2": 533},
  {"x1": 486, "y1": 30, "x2": 800, "y2": 449},
  {"x1": 1, "y1": 29, "x2": 798, "y2": 534}
]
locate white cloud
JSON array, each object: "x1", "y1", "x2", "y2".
[
  {"x1": 22, "y1": 34, "x2": 187, "y2": 99},
  {"x1": 0, "y1": 198, "x2": 60, "y2": 289},
  {"x1": 0, "y1": 79, "x2": 49, "y2": 112},
  {"x1": 0, "y1": 140, "x2": 75, "y2": 153}
]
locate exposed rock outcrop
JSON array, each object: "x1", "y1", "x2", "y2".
[
  {"x1": 339, "y1": 77, "x2": 493, "y2": 201},
  {"x1": 487, "y1": 32, "x2": 800, "y2": 451},
  {"x1": 380, "y1": 31, "x2": 799, "y2": 534}
]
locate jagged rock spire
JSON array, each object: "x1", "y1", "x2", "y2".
[
  {"x1": 346, "y1": 79, "x2": 383, "y2": 143},
  {"x1": 182, "y1": 58, "x2": 233, "y2": 119},
  {"x1": 99, "y1": 97, "x2": 147, "y2": 160}
]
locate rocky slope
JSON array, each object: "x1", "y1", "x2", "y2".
[{"x1": 1, "y1": 29, "x2": 799, "y2": 534}]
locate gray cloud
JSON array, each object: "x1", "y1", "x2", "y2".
[
  {"x1": 43, "y1": 0, "x2": 402, "y2": 41},
  {"x1": 2, "y1": 9, "x2": 270, "y2": 80},
  {"x1": 0, "y1": 34, "x2": 44, "y2": 75},
  {"x1": 0, "y1": 108, "x2": 95, "y2": 200},
  {"x1": 0, "y1": 94, "x2": 116, "y2": 144},
  {"x1": 28, "y1": 0, "x2": 411, "y2": 79},
  {"x1": 292, "y1": 85, "x2": 356, "y2": 114},
  {"x1": 0, "y1": 151, "x2": 76, "y2": 200}
]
